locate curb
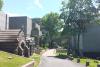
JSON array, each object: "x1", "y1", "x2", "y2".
[{"x1": 22, "y1": 60, "x2": 35, "y2": 67}]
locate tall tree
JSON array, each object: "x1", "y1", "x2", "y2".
[
  {"x1": 94, "y1": 0, "x2": 100, "y2": 24},
  {"x1": 42, "y1": 12, "x2": 64, "y2": 48},
  {"x1": 60, "y1": 0, "x2": 97, "y2": 56},
  {"x1": 0, "y1": 0, "x2": 3, "y2": 11}
]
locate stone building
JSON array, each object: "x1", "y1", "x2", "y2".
[
  {"x1": 31, "y1": 18, "x2": 42, "y2": 37},
  {"x1": 9, "y1": 16, "x2": 32, "y2": 37},
  {"x1": 0, "y1": 12, "x2": 9, "y2": 30},
  {"x1": 31, "y1": 18, "x2": 42, "y2": 46},
  {"x1": 0, "y1": 29, "x2": 30, "y2": 57}
]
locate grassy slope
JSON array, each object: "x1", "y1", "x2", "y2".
[{"x1": 0, "y1": 51, "x2": 32, "y2": 67}]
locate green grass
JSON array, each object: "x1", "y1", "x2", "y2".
[
  {"x1": 56, "y1": 49, "x2": 67, "y2": 59},
  {"x1": 0, "y1": 51, "x2": 41, "y2": 67},
  {"x1": 56, "y1": 49, "x2": 100, "y2": 67},
  {"x1": 30, "y1": 53, "x2": 40, "y2": 67},
  {"x1": 0, "y1": 51, "x2": 32, "y2": 67},
  {"x1": 73, "y1": 58, "x2": 100, "y2": 67}
]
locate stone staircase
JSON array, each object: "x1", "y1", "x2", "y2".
[
  {"x1": 0, "y1": 30, "x2": 23, "y2": 42},
  {"x1": 0, "y1": 29, "x2": 30, "y2": 57}
]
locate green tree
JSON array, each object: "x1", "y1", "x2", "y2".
[
  {"x1": 0, "y1": 0, "x2": 3, "y2": 11},
  {"x1": 60, "y1": 0, "x2": 97, "y2": 56},
  {"x1": 42, "y1": 12, "x2": 64, "y2": 48},
  {"x1": 95, "y1": 0, "x2": 100, "y2": 23}
]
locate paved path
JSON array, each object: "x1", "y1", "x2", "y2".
[
  {"x1": 39, "y1": 49, "x2": 86, "y2": 67},
  {"x1": 42, "y1": 49, "x2": 56, "y2": 56}
]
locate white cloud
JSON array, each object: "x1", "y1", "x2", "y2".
[{"x1": 34, "y1": 0, "x2": 43, "y2": 9}]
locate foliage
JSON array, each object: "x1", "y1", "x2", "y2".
[
  {"x1": 60, "y1": 0, "x2": 97, "y2": 56},
  {"x1": 0, "y1": 0, "x2": 3, "y2": 11},
  {"x1": 60, "y1": 0, "x2": 97, "y2": 36},
  {"x1": 42, "y1": 12, "x2": 63, "y2": 36},
  {"x1": 56, "y1": 49, "x2": 67, "y2": 59},
  {"x1": 95, "y1": 0, "x2": 100, "y2": 24},
  {"x1": 42, "y1": 12, "x2": 64, "y2": 48}
]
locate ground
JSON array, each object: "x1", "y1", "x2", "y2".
[
  {"x1": 0, "y1": 51, "x2": 32, "y2": 67},
  {"x1": 30, "y1": 53, "x2": 40, "y2": 67},
  {"x1": 39, "y1": 49, "x2": 85, "y2": 67},
  {"x1": 0, "y1": 51, "x2": 41, "y2": 67}
]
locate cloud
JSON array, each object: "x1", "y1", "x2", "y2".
[{"x1": 34, "y1": 0, "x2": 43, "y2": 9}]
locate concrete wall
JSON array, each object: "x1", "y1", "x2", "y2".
[
  {"x1": 27, "y1": 17, "x2": 32, "y2": 37},
  {"x1": 82, "y1": 23, "x2": 100, "y2": 53},
  {"x1": 70, "y1": 23, "x2": 100, "y2": 57},
  {"x1": 0, "y1": 13, "x2": 9, "y2": 30},
  {"x1": 9, "y1": 16, "x2": 32, "y2": 36},
  {"x1": 31, "y1": 23, "x2": 39, "y2": 36},
  {"x1": 0, "y1": 42, "x2": 18, "y2": 53}
]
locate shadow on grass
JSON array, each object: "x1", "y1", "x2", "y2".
[{"x1": 55, "y1": 54, "x2": 68, "y2": 59}]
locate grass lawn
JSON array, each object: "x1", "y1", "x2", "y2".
[
  {"x1": 0, "y1": 51, "x2": 41, "y2": 67},
  {"x1": 73, "y1": 58, "x2": 100, "y2": 67},
  {"x1": 56, "y1": 49, "x2": 67, "y2": 59},
  {"x1": 56, "y1": 49, "x2": 100, "y2": 67},
  {"x1": 30, "y1": 53, "x2": 40, "y2": 67}
]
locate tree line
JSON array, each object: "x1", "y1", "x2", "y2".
[
  {"x1": 0, "y1": 0, "x2": 100, "y2": 51},
  {"x1": 41, "y1": 0, "x2": 100, "y2": 50}
]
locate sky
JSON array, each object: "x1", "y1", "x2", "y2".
[{"x1": 2, "y1": 0, "x2": 63, "y2": 18}]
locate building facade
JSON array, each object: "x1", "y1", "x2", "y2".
[
  {"x1": 0, "y1": 13, "x2": 9, "y2": 30},
  {"x1": 9, "y1": 16, "x2": 32, "y2": 37},
  {"x1": 31, "y1": 18, "x2": 42, "y2": 46},
  {"x1": 0, "y1": 13, "x2": 35, "y2": 57},
  {"x1": 31, "y1": 18, "x2": 42, "y2": 37}
]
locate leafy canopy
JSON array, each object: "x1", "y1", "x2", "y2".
[
  {"x1": 0, "y1": 0, "x2": 3, "y2": 11},
  {"x1": 42, "y1": 12, "x2": 64, "y2": 38},
  {"x1": 60, "y1": 0, "x2": 97, "y2": 36}
]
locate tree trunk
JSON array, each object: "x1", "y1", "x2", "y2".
[
  {"x1": 77, "y1": 33, "x2": 83, "y2": 57},
  {"x1": 77, "y1": 33, "x2": 80, "y2": 56}
]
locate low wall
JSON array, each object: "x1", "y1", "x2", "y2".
[
  {"x1": 83, "y1": 52, "x2": 100, "y2": 58},
  {"x1": 22, "y1": 60, "x2": 35, "y2": 67},
  {"x1": 0, "y1": 42, "x2": 17, "y2": 53}
]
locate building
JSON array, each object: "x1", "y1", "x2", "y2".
[
  {"x1": 31, "y1": 18, "x2": 42, "y2": 46},
  {"x1": 9, "y1": 16, "x2": 32, "y2": 37},
  {"x1": 0, "y1": 13, "x2": 37, "y2": 57},
  {"x1": 70, "y1": 23, "x2": 100, "y2": 58},
  {"x1": 0, "y1": 13, "x2": 9, "y2": 30},
  {"x1": 0, "y1": 29, "x2": 30, "y2": 57},
  {"x1": 31, "y1": 18, "x2": 42, "y2": 37}
]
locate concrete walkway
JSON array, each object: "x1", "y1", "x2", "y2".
[
  {"x1": 39, "y1": 49, "x2": 86, "y2": 67},
  {"x1": 42, "y1": 49, "x2": 56, "y2": 56}
]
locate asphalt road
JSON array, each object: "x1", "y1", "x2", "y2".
[{"x1": 39, "y1": 56, "x2": 86, "y2": 67}]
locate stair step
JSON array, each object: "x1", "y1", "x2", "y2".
[
  {"x1": 0, "y1": 38, "x2": 17, "y2": 39},
  {"x1": 0, "y1": 39, "x2": 17, "y2": 42},
  {"x1": 0, "y1": 29, "x2": 24, "y2": 42}
]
